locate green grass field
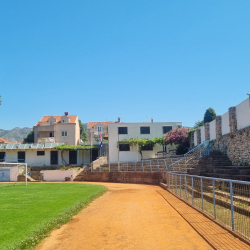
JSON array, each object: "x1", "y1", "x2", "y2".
[{"x1": 0, "y1": 183, "x2": 106, "y2": 250}]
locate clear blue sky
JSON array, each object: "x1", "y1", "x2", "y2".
[{"x1": 1, "y1": 1, "x2": 250, "y2": 130}]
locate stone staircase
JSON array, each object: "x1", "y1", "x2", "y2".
[{"x1": 188, "y1": 154, "x2": 250, "y2": 181}]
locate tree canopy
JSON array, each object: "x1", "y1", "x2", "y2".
[
  {"x1": 193, "y1": 120, "x2": 204, "y2": 129},
  {"x1": 23, "y1": 130, "x2": 34, "y2": 143},
  {"x1": 204, "y1": 108, "x2": 216, "y2": 123},
  {"x1": 79, "y1": 119, "x2": 88, "y2": 141}
]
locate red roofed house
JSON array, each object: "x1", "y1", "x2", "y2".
[
  {"x1": 0, "y1": 138, "x2": 12, "y2": 144},
  {"x1": 87, "y1": 122, "x2": 115, "y2": 140},
  {"x1": 33, "y1": 112, "x2": 80, "y2": 146}
]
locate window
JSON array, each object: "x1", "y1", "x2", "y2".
[
  {"x1": 0, "y1": 152, "x2": 5, "y2": 162},
  {"x1": 140, "y1": 126, "x2": 150, "y2": 134},
  {"x1": 163, "y1": 126, "x2": 172, "y2": 134},
  {"x1": 62, "y1": 120, "x2": 64, "y2": 123},
  {"x1": 61, "y1": 131, "x2": 68, "y2": 137},
  {"x1": 98, "y1": 126, "x2": 102, "y2": 133},
  {"x1": 37, "y1": 151, "x2": 45, "y2": 156},
  {"x1": 119, "y1": 144, "x2": 130, "y2": 151},
  {"x1": 141, "y1": 145, "x2": 153, "y2": 150},
  {"x1": 118, "y1": 127, "x2": 128, "y2": 134},
  {"x1": 18, "y1": 152, "x2": 25, "y2": 163},
  {"x1": 50, "y1": 121, "x2": 54, "y2": 125}
]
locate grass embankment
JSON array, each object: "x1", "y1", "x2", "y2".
[{"x1": 0, "y1": 183, "x2": 106, "y2": 250}]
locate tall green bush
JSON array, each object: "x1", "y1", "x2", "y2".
[{"x1": 204, "y1": 108, "x2": 216, "y2": 123}]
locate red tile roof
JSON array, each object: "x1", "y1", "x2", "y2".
[
  {"x1": 87, "y1": 122, "x2": 115, "y2": 129},
  {"x1": 0, "y1": 138, "x2": 12, "y2": 144},
  {"x1": 35, "y1": 115, "x2": 78, "y2": 126}
]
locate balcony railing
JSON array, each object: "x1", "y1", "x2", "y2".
[
  {"x1": 37, "y1": 125, "x2": 55, "y2": 132},
  {"x1": 37, "y1": 137, "x2": 55, "y2": 143}
]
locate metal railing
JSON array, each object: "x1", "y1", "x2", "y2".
[
  {"x1": 167, "y1": 140, "x2": 210, "y2": 173},
  {"x1": 82, "y1": 158, "x2": 184, "y2": 172},
  {"x1": 167, "y1": 172, "x2": 250, "y2": 241}
]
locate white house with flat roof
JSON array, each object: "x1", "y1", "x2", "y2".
[{"x1": 108, "y1": 121, "x2": 182, "y2": 162}]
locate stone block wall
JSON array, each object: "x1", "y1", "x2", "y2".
[
  {"x1": 229, "y1": 106, "x2": 237, "y2": 135},
  {"x1": 216, "y1": 116, "x2": 222, "y2": 140},
  {"x1": 197, "y1": 129, "x2": 201, "y2": 145},
  {"x1": 205, "y1": 123, "x2": 210, "y2": 141},
  {"x1": 210, "y1": 126, "x2": 250, "y2": 166}
]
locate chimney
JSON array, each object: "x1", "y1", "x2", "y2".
[
  {"x1": 118, "y1": 117, "x2": 121, "y2": 123},
  {"x1": 151, "y1": 118, "x2": 153, "y2": 123},
  {"x1": 64, "y1": 112, "x2": 68, "y2": 116}
]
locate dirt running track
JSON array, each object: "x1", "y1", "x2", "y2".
[{"x1": 36, "y1": 183, "x2": 250, "y2": 250}]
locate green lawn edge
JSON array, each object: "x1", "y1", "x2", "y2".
[{"x1": 16, "y1": 184, "x2": 107, "y2": 250}]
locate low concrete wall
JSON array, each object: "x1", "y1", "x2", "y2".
[
  {"x1": 41, "y1": 170, "x2": 75, "y2": 181},
  {"x1": 75, "y1": 171, "x2": 166, "y2": 185}
]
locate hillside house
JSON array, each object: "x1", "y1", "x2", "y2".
[
  {"x1": 87, "y1": 121, "x2": 115, "y2": 140},
  {"x1": 33, "y1": 112, "x2": 80, "y2": 146}
]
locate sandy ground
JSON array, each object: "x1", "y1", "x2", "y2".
[{"x1": 35, "y1": 182, "x2": 250, "y2": 250}]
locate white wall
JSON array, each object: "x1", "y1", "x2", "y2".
[
  {"x1": 5, "y1": 151, "x2": 18, "y2": 162},
  {"x1": 1, "y1": 149, "x2": 91, "y2": 166},
  {"x1": 210, "y1": 120, "x2": 216, "y2": 140},
  {"x1": 41, "y1": 170, "x2": 75, "y2": 181},
  {"x1": 200, "y1": 126, "x2": 205, "y2": 143},
  {"x1": 222, "y1": 112, "x2": 230, "y2": 135},
  {"x1": 236, "y1": 98, "x2": 250, "y2": 130},
  {"x1": 108, "y1": 122, "x2": 182, "y2": 162},
  {"x1": 194, "y1": 131, "x2": 197, "y2": 146}
]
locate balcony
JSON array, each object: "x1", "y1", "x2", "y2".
[
  {"x1": 37, "y1": 137, "x2": 55, "y2": 143},
  {"x1": 37, "y1": 124, "x2": 55, "y2": 132}
]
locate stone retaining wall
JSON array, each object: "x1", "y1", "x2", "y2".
[
  {"x1": 75, "y1": 171, "x2": 166, "y2": 185},
  {"x1": 210, "y1": 126, "x2": 250, "y2": 166}
]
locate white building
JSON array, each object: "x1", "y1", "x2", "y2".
[
  {"x1": 108, "y1": 121, "x2": 182, "y2": 162},
  {"x1": 0, "y1": 142, "x2": 101, "y2": 166}
]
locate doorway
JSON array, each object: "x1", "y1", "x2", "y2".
[
  {"x1": 69, "y1": 151, "x2": 77, "y2": 164},
  {"x1": 91, "y1": 149, "x2": 99, "y2": 162},
  {"x1": 50, "y1": 151, "x2": 58, "y2": 165}
]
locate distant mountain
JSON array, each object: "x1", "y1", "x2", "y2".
[{"x1": 0, "y1": 127, "x2": 32, "y2": 142}]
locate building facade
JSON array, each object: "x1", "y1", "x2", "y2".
[
  {"x1": 87, "y1": 122, "x2": 114, "y2": 140},
  {"x1": 0, "y1": 142, "x2": 94, "y2": 166},
  {"x1": 33, "y1": 112, "x2": 80, "y2": 146},
  {"x1": 108, "y1": 121, "x2": 182, "y2": 162}
]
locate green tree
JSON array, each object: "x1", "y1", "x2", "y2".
[
  {"x1": 204, "y1": 108, "x2": 216, "y2": 123},
  {"x1": 79, "y1": 119, "x2": 88, "y2": 141},
  {"x1": 193, "y1": 120, "x2": 204, "y2": 129},
  {"x1": 23, "y1": 130, "x2": 34, "y2": 143}
]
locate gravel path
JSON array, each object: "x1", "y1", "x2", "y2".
[{"x1": 35, "y1": 182, "x2": 250, "y2": 250}]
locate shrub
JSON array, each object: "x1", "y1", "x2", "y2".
[
  {"x1": 204, "y1": 108, "x2": 216, "y2": 123},
  {"x1": 165, "y1": 127, "x2": 190, "y2": 155},
  {"x1": 165, "y1": 127, "x2": 189, "y2": 145}
]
